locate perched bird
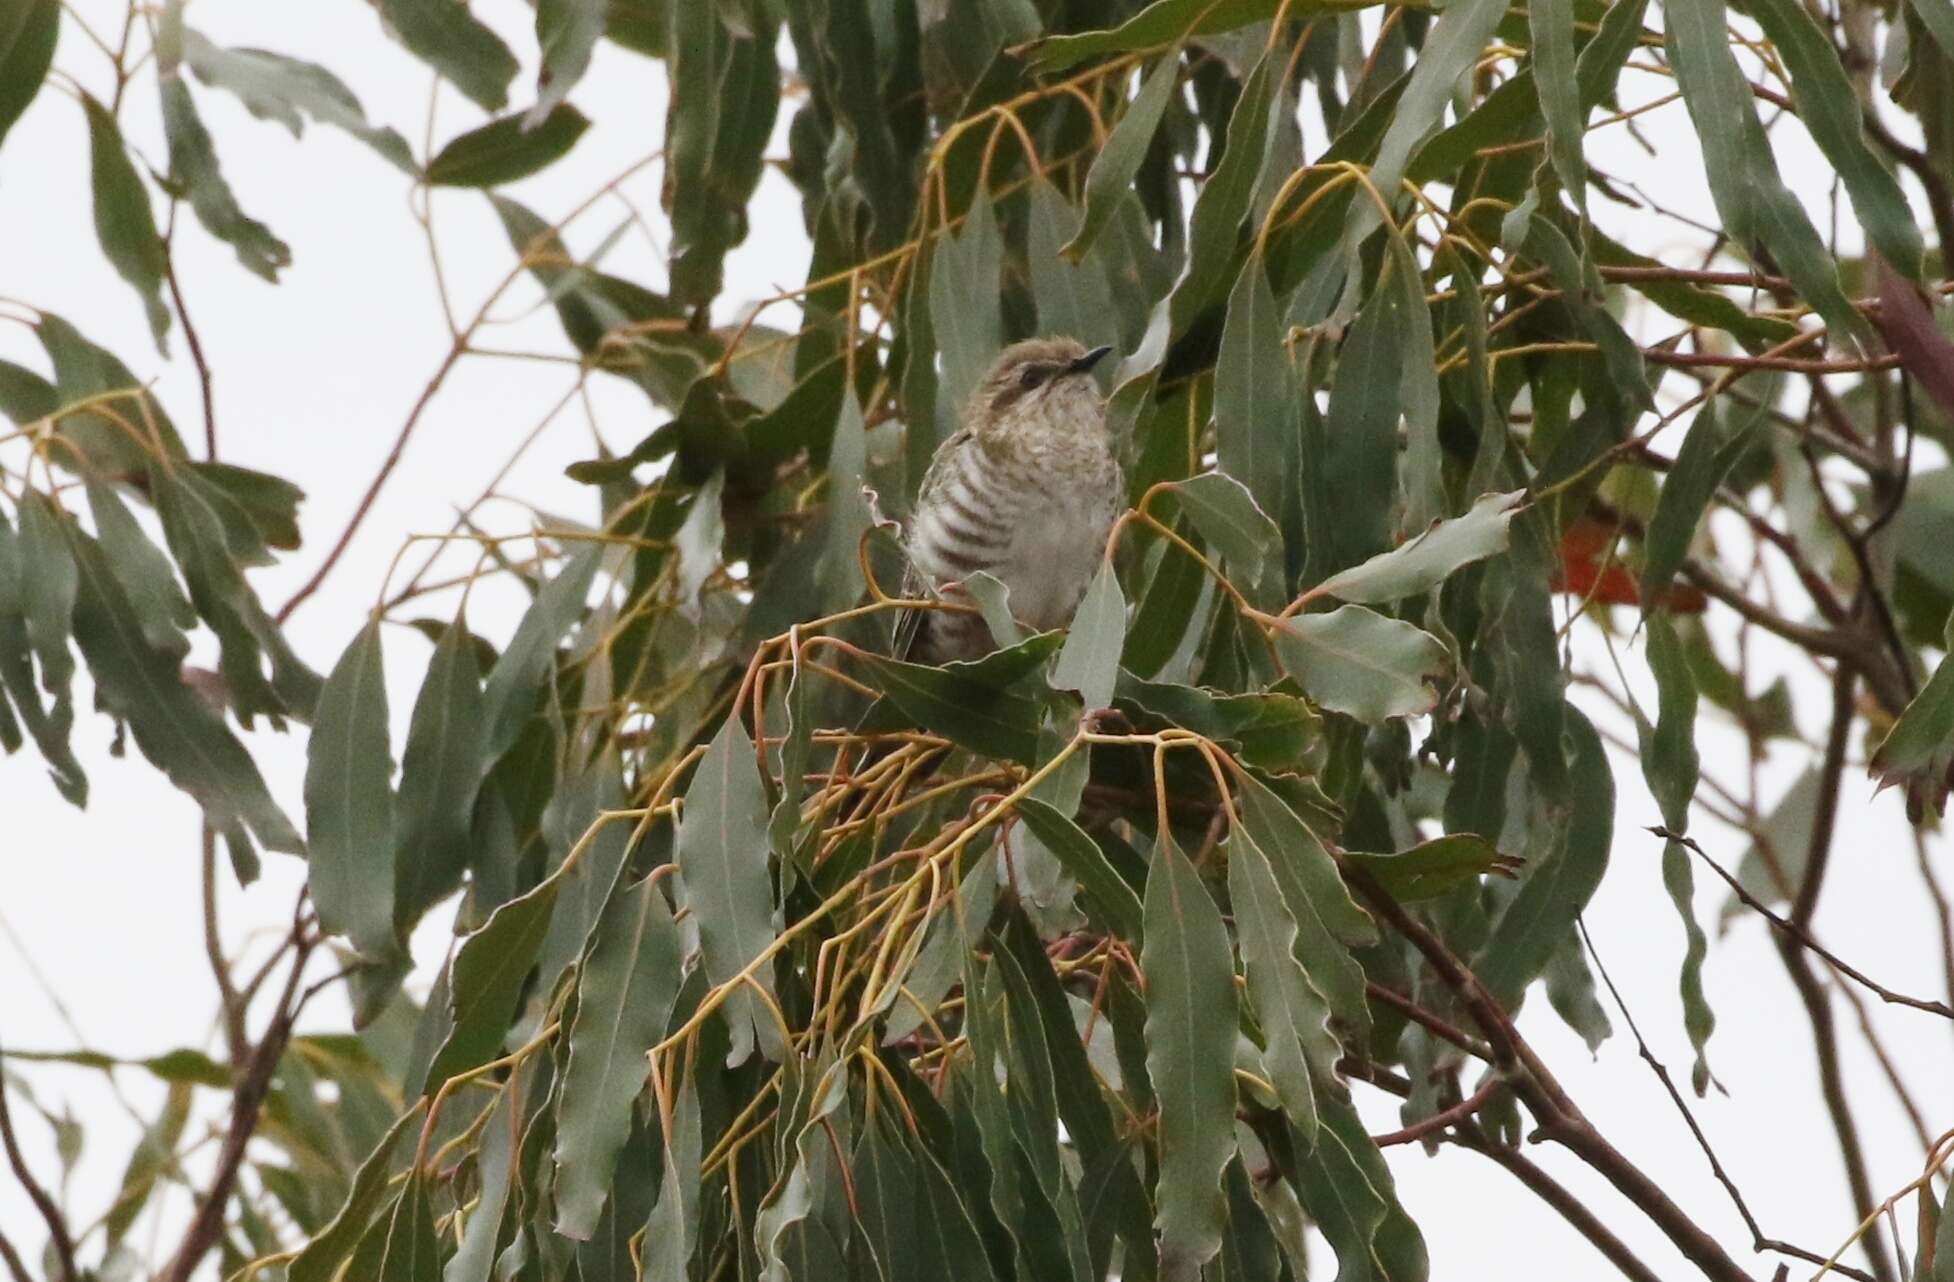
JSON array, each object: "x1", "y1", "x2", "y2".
[{"x1": 895, "y1": 337, "x2": 1122, "y2": 663}]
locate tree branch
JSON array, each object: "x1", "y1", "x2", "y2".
[
  {"x1": 156, "y1": 922, "x2": 314, "y2": 1282},
  {"x1": 1451, "y1": 1125, "x2": 1668, "y2": 1282},
  {"x1": 1371, "y1": 1078, "x2": 1505, "y2": 1147},
  {"x1": 0, "y1": 1034, "x2": 76, "y2": 1282},
  {"x1": 1343, "y1": 869, "x2": 1755, "y2": 1282}
]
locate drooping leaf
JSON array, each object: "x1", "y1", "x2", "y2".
[
  {"x1": 182, "y1": 31, "x2": 417, "y2": 172},
  {"x1": 882, "y1": 848, "x2": 1000, "y2": 1045},
  {"x1": 640, "y1": 1075, "x2": 701, "y2": 1282},
  {"x1": 856, "y1": 645, "x2": 1055, "y2": 764},
  {"x1": 1159, "y1": 472, "x2": 1282, "y2": 604},
  {"x1": 663, "y1": 0, "x2": 779, "y2": 305},
  {"x1": 1228, "y1": 832, "x2": 1339, "y2": 1141},
  {"x1": 304, "y1": 621, "x2": 398, "y2": 956},
  {"x1": 1271, "y1": 606, "x2": 1451, "y2": 722},
  {"x1": 928, "y1": 192, "x2": 1004, "y2": 415},
  {"x1": 426, "y1": 106, "x2": 590, "y2": 186},
  {"x1": 0, "y1": 507, "x2": 85, "y2": 804},
  {"x1": 1664, "y1": 0, "x2": 1866, "y2": 345},
  {"x1": 1141, "y1": 832, "x2": 1238, "y2": 1279},
  {"x1": 289, "y1": 1106, "x2": 426, "y2": 1282},
  {"x1": 1051, "y1": 560, "x2": 1125, "y2": 710},
  {"x1": 1531, "y1": 0, "x2": 1585, "y2": 220},
  {"x1": 1640, "y1": 400, "x2": 1757, "y2": 612},
  {"x1": 530, "y1": 0, "x2": 606, "y2": 126},
  {"x1": 374, "y1": 0, "x2": 518, "y2": 112},
  {"x1": 83, "y1": 480, "x2": 193, "y2": 659},
  {"x1": 393, "y1": 619, "x2": 490, "y2": 933},
  {"x1": 1748, "y1": 0, "x2": 1923, "y2": 279},
  {"x1": 1871, "y1": 614, "x2": 1954, "y2": 819},
  {"x1": 1064, "y1": 52, "x2": 1181, "y2": 260},
  {"x1": 158, "y1": 17, "x2": 291, "y2": 282},
  {"x1": 1343, "y1": 833, "x2": 1509, "y2": 901},
  {"x1": 675, "y1": 715, "x2": 784, "y2": 1066},
  {"x1": 0, "y1": 0, "x2": 56, "y2": 155},
  {"x1": 1024, "y1": 0, "x2": 1393, "y2": 73},
  {"x1": 1214, "y1": 257, "x2": 1294, "y2": 564},
  {"x1": 1015, "y1": 798, "x2": 1144, "y2": 940},
  {"x1": 1309, "y1": 491, "x2": 1524, "y2": 606},
  {"x1": 421, "y1": 874, "x2": 562, "y2": 1093},
  {"x1": 370, "y1": 1175, "x2": 444, "y2": 1281},
  {"x1": 63, "y1": 518, "x2": 302, "y2": 851},
  {"x1": 482, "y1": 546, "x2": 600, "y2": 762},
  {"x1": 554, "y1": 869, "x2": 685, "y2": 1238},
  {"x1": 81, "y1": 94, "x2": 171, "y2": 349}
]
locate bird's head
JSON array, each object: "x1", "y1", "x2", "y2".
[{"x1": 968, "y1": 337, "x2": 1113, "y2": 449}]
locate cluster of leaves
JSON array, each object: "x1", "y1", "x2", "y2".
[{"x1": 7, "y1": 0, "x2": 1954, "y2": 1279}]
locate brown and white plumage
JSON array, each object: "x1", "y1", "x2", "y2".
[{"x1": 896, "y1": 337, "x2": 1123, "y2": 664}]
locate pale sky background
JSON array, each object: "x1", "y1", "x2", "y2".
[{"x1": 2, "y1": 3, "x2": 1949, "y2": 1279}]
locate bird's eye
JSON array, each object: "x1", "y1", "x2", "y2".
[{"x1": 1019, "y1": 364, "x2": 1047, "y2": 389}]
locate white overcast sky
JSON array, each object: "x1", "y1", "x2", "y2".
[{"x1": 2, "y1": 2, "x2": 1948, "y2": 1280}]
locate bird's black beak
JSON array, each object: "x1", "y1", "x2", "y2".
[{"x1": 1067, "y1": 345, "x2": 1113, "y2": 375}]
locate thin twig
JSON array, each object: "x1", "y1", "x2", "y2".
[
  {"x1": 1653, "y1": 828, "x2": 1953, "y2": 1020},
  {"x1": 0, "y1": 1034, "x2": 77, "y2": 1282},
  {"x1": 1581, "y1": 920, "x2": 1870, "y2": 1281},
  {"x1": 1451, "y1": 1125, "x2": 1667, "y2": 1282},
  {"x1": 162, "y1": 202, "x2": 217, "y2": 459},
  {"x1": 1371, "y1": 1078, "x2": 1504, "y2": 1147}
]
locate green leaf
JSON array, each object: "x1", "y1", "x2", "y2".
[
  {"x1": 818, "y1": 393, "x2": 871, "y2": 612},
  {"x1": 1344, "y1": 833, "x2": 1509, "y2": 901},
  {"x1": 663, "y1": 0, "x2": 778, "y2": 305},
  {"x1": 192, "y1": 460, "x2": 305, "y2": 551},
  {"x1": 422, "y1": 873, "x2": 561, "y2": 1093},
  {"x1": 1214, "y1": 257, "x2": 1294, "y2": 566},
  {"x1": 1168, "y1": 46, "x2": 1281, "y2": 336},
  {"x1": 1028, "y1": 180, "x2": 1120, "y2": 353},
  {"x1": 1640, "y1": 400, "x2": 1754, "y2": 611},
  {"x1": 393, "y1": 620, "x2": 490, "y2": 935},
  {"x1": 1747, "y1": 0, "x2": 1924, "y2": 279},
  {"x1": 1271, "y1": 605, "x2": 1451, "y2": 722},
  {"x1": 857, "y1": 644, "x2": 1055, "y2": 764},
  {"x1": 641, "y1": 1076, "x2": 702, "y2": 1282},
  {"x1": 0, "y1": 0, "x2": 56, "y2": 154},
  {"x1": 1051, "y1": 561, "x2": 1125, "y2": 710},
  {"x1": 1024, "y1": 0, "x2": 1394, "y2": 73},
  {"x1": 374, "y1": 0, "x2": 518, "y2": 112},
  {"x1": 0, "y1": 507, "x2": 85, "y2": 804},
  {"x1": 104, "y1": 1082, "x2": 191, "y2": 1249},
  {"x1": 1114, "y1": 673, "x2": 1321, "y2": 771},
  {"x1": 159, "y1": 46, "x2": 291, "y2": 281},
  {"x1": 63, "y1": 518, "x2": 302, "y2": 851},
  {"x1": 1141, "y1": 832, "x2": 1238, "y2": 1279},
  {"x1": 1159, "y1": 472, "x2": 1281, "y2": 604},
  {"x1": 84, "y1": 480, "x2": 193, "y2": 660},
  {"x1": 1016, "y1": 798, "x2": 1144, "y2": 939},
  {"x1": 676, "y1": 715, "x2": 783, "y2": 1066},
  {"x1": 304, "y1": 621, "x2": 398, "y2": 956},
  {"x1": 1664, "y1": 0, "x2": 1866, "y2": 346},
  {"x1": 82, "y1": 94, "x2": 172, "y2": 350},
  {"x1": 1289, "y1": 1090, "x2": 1429, "y2": 1281},
  {"x1": 35, "y1": 313, "x2": 189, "y2": 472},
  {"x1": 482, "y1": 546, "x2": 600, "y2": 761},
  {"x1": 882, "y1": 848, "x2": 1000, "y2": 1044},
  {"x1": 1474, "y1": 708, "x2": 1615, "y2": 1008},
  {"x1": 1319, "y1": 263, "x2": 1410, "y2": 574},
  {"x1": 1871, "y1": 617, "x2": 1954, "y2": 817},
  {"x1": 554, "y1": 869, "x2": 686, "y2": 1238},
  {"x1": 371, "y1": 1176, "x2": 443, "y2": 1281},
  {"x1": 16, "y1": 493, "x2": 77, "y2": 717},
  {"x1": 531, "y1": 0, "x2": 605, "y2": 126},
  {"x1": 928, "y1": 192, "x2": 1004, "y2": 415},
  {"x1": 426, "y1": 105, "x2": 589, "y2": 186},
  {"x1": 1310, "y1": 490, "x2": 1524, "y2": 606},
  {"x1": 181, "y1": 31, "x2": 417, "y2": 173},
  {"x1": 1531, "y1": 0, "x2": 1585, "y2": 220},
  {"x1": 446, "y1": 1080, "x2": 516, "y2": 1282},
  {"x1": 1063, "y1": 52, "x2": 1180, "y2": 261},
  {"x1": 1228, "y1": 832, "x2": 1340, "y2": 1141},
  {"x1": 288, "y1": 1104, "x2": 424, "y2": 1282},
  {"x1": 1342, "y1": 0, "x2": 1508, "y2": 258},
  {"x1": 1934, "y1": 1171, "x2": 1954, "y2": 1282}
]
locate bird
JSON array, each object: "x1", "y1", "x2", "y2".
[{"x1": 893, "y1": 337, "x2": 1123, "y2": 664}]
